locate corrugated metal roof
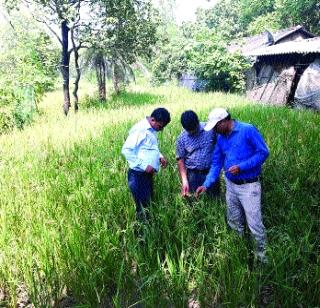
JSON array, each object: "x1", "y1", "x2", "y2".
[
  {"x1": 244, "y1": 37, "x2": 320, "y2": 56},
  {"x1": 273, "y1": 26, "x2": 314, "y2": 43},
  {"x1": 228, "y1": 25, "x2": 315, "y2": 54}
]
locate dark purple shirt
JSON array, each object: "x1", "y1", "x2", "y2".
[{"x1": 176, "y1": 123, "x2": 217, "y2": 170}]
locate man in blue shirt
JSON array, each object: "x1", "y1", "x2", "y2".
[
  {"x1": 196, "y1": 108, "x2": 269, "y2": 263},
  {"x1": 176, "y1": 110, "x2": 220, "y2": 198},
  {"x1": 122, "y1": 108, "x2": 171, "y2": 221}
]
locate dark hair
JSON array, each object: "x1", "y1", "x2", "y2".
[
  {"x1": 181, "y1": 110, "x2": 199, "y2": 131},
  {"x1": 224, "y1": 113, "x2": 231, "y2": 121},
  {"x1": 151, "y1": 108, "x2": 171, "y2": 125}
]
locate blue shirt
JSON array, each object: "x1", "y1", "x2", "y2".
[
  {"x1": 204, "y1": 121, "x2": 269, "y2": 188},
  {"x1": 122, "y1": 118, "x2": 162, "y2": 172},
  {"x1": 176, "y1": 123, "x2": 217, "y2": 170}
]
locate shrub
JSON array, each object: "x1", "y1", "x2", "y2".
[{"x1": 0, "y1": 106, "x2": 15, "y2": 134}]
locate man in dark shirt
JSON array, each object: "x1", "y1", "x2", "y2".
[
  {"x1": 196, "y1": 108, "x2": 269, "y2": 263},
  {"x1": 176, "y1": 110, "x2": 220, "y2": 198}
]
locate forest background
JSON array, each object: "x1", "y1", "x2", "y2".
[{"x1": 0, "y1": 0, "x2": 319, "y2": 131}]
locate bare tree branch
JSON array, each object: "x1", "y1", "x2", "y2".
[
  {"x1": 21, "y1": 1, "x2": 62, "y2": 45},
  {"x1": 36, "y1": 17, "x2": 63, "y2": 45}
]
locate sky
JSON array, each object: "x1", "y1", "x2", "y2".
[
  {"x1": 0, "y1": 4, "x2": 6, "y2": 24},
  {"x1": 0, "y1": 0, "x2": 218, "y2": 25},
  {"x1": 174, "y1": 0, "x2": 216, "y2": 24}
]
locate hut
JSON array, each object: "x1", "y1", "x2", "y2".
[{"x1": 229, "y1": 26, "x2": 320, "y2": 109}]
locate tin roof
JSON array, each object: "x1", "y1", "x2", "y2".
[
  {"x1": 244, "y1": 37, "x2": 320, "y2": 56},
  {"x1": 228, "y1": 25, "x2": 315, "y2": 54}
]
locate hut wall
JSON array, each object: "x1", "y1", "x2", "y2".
[
  {"x1": 247, "y1": 64, "x2": 295, "y2": 105},
  {"x1": 247, "y1": 53, "x2": 320, "y2": 106}
]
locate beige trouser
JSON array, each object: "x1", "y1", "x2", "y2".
[{"x1": 225, "y1": 178, "x2": 266, "y2": 258}]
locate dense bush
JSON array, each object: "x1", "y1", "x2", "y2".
[
  {"x1": 187, "y1": 30, "x2": 250, "y2": 92},
  {"x1": 151, "y1": 26, "x2": 249, "y2": 92},
  {"x1": 0, "y1": 16, "x2": 58, "y2": 133},
  {"x1": 150, "y1": 26, "x2": 189, "y2": 85},
  {"x1": 0, "y1": 86, "x2": 37, "y2": 133},
  {"x1": 0, "y1": 106, "x2": 15, "y2": 133}
]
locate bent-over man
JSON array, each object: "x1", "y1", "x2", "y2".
[
  {"x1": 196, "y1": 108, "x2": 269, "y2": 263},
  {"x1": 176, "y1": 110, "x2": 220, "y2": 198},
  {"x1": 122, "y1": 107, "x2": 171, "y2": 221}
]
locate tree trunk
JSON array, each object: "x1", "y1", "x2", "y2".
[
  {"x1": 96, "y1": 55, "x2": 106, "y2": 101},
  {"x1": 112, "y1": 62, "x2": 120, "y2": 95},
  {"x1": 71, "y1": 29, "x2": 81, "y2": 112},
  {"x1": 61, "y1": 20, "x2": 71, "y2": 115}
]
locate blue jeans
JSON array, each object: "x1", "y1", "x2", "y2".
[
  {"x1": 128, "y1": 169, "x2": 153, "y2": 221},
  {"x1": 187, "y1": 169, "x2": 220, "y2": 197}
]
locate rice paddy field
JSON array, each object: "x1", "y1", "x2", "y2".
[{"x1": 0, "y1": 83, "x2": 319, "y2": 307}]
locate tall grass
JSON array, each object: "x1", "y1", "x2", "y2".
[{"x1": 0, "y1": 84, "x2": 319, "y2": 307}]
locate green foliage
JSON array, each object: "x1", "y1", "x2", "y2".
[
  {"x1": 150, "y1": 24, "x2": 188, "y2": 84},
  {"x1": 89, "y1": 0, "x2": 158, "y2": 61},
  {"x1": 83, "y1": 0, "x2": 158, "y2": 94},
  {"x1": 197, "y1": 0, "x2": 244, "y2": 40},
  {"x1": 246, "y1": 12, "x2": 281, "y2": 35},
  {"x1": 0, "y1": 106, "x2": 15, "y2": 133},
  {"x1": 151, "y1": 25, "x2": 249, "y2": 92},
  {"x1": 82, "y1": 90, "x2": 164, "y2": 109},
  {"x1": 199, "y1": 0, "x2": 319, "y2": 37},
  {"x1": 186, "y1": 29, "x2": 250, "y2": 92},
  {"x1": 13, "y1": 87, "x2": 38, "y2": 129},
  {"x1": 0, "y1": 15, "x2": 58, "y2": 132},
  {"x1": 275, "y1": 0, "x2": 320, "y2": 34},
  {"x1": 151, "y1": 42, "x2": 188, "y2": 85},
  {"x1": 239, "y1": 0, "x2": 275, "y2": 30}
]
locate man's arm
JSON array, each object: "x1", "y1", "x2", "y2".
[
  {"x1": 176, "y1": 135, "x2": 189, "y2": 196},
  {"x1": 237, "y1": 126, "x2": 269, "y2": 172},
  {"x1": 159, "y1": 153, "x2": 168, "y2": 168},
  {"x1": 177, "y1": 158, "x2": 189, "y2": 196},
  {"x1": 197, "y1": 140, "x2": 224, "y2": 196}
]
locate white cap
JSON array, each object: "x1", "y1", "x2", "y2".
[{"x1": 204, "y1": 108, "x2": 229, "y2": 131}]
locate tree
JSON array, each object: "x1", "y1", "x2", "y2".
[
  {"x1": 5, "y1": 0, "x2": 90, "y2": 115},
  {"x1": 275, "y1": 0, "x2": 320, "y2": 34},
  {"x1": 86, "y1": 0, "x2": 158, "y2": 97},
  {"x1": 0, "y1": 14, "x2": 58, "y2": 131},
  {"x1": 93, "y1": 51, "x2": 108, "y2": 101},
  {"x1": 197, "y1": 0, "x2": 243, "y2": 40},
  {"x1": 239, "y1": 0, "x2": 275, "y2": 32},
  {"x1": 246, "y1": 12, "x2": 280, "y2": 35},
  {"x1": 186, "y1": 28, "x2": 250, "y2": 92}
]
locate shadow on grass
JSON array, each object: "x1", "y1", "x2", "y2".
[{"x1": 83, "y1": 91, "x2": 165, "y2": 110}]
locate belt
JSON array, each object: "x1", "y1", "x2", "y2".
[
  {"x1": 229, "y1": 176, "x2": 260, "y2": 185},
  {"x1": 129, "y1": 168, "x2": 154, "y2": 176},
  {"x1": 188, "y1": 168, "x2": 210, "y2": 174}
]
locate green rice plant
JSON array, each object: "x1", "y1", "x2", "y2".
[{"x1": 0, "y1": 84, "x2": 319, "y2": 306}]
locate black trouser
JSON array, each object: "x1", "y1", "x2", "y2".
[
  {"x1": 187, "y1": 168, "x2": 220, "y2": 197},
  {"x1": 128, "y1": 169, "x2": 153, "y2": 221}
]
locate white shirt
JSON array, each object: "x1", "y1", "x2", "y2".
[{"x1": 122, "y1": 118, "x2": 162, "y2": 172}]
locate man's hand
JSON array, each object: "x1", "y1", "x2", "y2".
[
  {"x1": 228, "y1": 165, "x2": 240, "y2": 175},
  {"x1": 181, "y1": 181, "x2": 190, "y2": 197},
  {"x1": 160, "y1": 157, "x2": 168, "y2": 168},
  {"x1": 195, "y1": 186, "x2": 207, "y2": 197},
  {"x1": 145, "y1": 165, "x2": 155, "y2": 174}
]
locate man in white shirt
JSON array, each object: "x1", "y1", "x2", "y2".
[{"x1": 122, "y1": 108, "x2": 171, "y2": 221}]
